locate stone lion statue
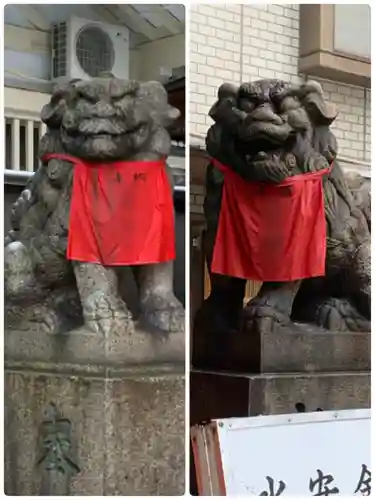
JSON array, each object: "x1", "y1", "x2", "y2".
[
  {"x1": 200, "y1": 79, "x2": 370, "y2": 334},
  {"x1": 5, "y1": 76, "x2": 185, "y2": 336}
]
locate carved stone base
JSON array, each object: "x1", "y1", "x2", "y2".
[
  {"x1": 5, "y1": 361, "x2": 185, "y2": 495},
  {"x1": 5, "y1": 323, "x2": 185, "y2": 367},
  {"x1": 190, "y1": 370, "x2": 371, "y2": 425},
  {"x1": 192, "y1": 317, "x2": 371, "y2": 373},
  {"x1": 4, "y1": 323, "x2": 185, "y2": 495}
]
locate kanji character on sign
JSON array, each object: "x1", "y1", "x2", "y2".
[
  {"x1": 354, "y1": 464, "x2": 371, "y2": 496},
  {"x1": 259, "y1": 476, "x2": 286, "y2": 496},
  {"x1": 309, "y1": 469, "x2": 339, "y2": 496}
]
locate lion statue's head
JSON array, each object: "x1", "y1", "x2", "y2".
[
  {"x1": 39, "y1": 76, "x2": 180, "y2": 161},
  {"x1": 206, "y1": 79, "x2": 339, "y2": 182}
]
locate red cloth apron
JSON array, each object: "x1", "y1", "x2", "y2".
[
  {"x1": 43, "y1": 153, "x2": 175, "y2": 266},
  {"x1": 211, "y1": 160, "x2": 330, "y2": 282}
]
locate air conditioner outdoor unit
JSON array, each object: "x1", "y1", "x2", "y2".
[{"x1": 51, "y1": 15, "x2": 130, "y2": 83}]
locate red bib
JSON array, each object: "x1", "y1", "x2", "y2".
[
  {"x1": 211, "y1": 160, "x2": 330, "y2": 282},
  {"x1": 43, "y1": 154, "x2": 175, "y2": 266}
]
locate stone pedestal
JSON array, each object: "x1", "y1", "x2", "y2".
[
  {"x1": 191, "y1": 310, "x2": 371, "y2": 494},
  {"x1": 192, "y1": 320, "x2": 370, "y2": 373},
  {"x1": 191, "y1": 319, "x2": 371, "y2": 424},
  {"x1": 191, "y1": 316, "x2": 371, "y2": 494},
  {"x1": 5, "y1": 327, "x2": 185, "y2": 496},
  {"x1": 190, "y1": 370, "x2": 370, "y2": 423}
]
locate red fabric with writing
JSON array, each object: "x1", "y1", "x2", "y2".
[
  {"x1": 211, "y1": 160, "x2": 330, "y2": 282},
  {"x1": 43, "y1": 154, "x2": 175, "y2": 266}
]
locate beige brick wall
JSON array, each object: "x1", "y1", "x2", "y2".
[
  {"x1": 241, "y1": 4, "x2": 300, "y2": 84},
  {"x1": 319, "y1": 81, "x2": 370, "y2": 162},
  {"x1": 190, "y1": 184, "x2": 204, "y2": 215},
  {"x1": 190, "y1": 3, "x2": 371, "y2": 179},
  {"x1": 365, "y1": 89, "x2": 371, "y2": 163}
]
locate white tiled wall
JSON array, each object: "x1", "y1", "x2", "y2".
[
  {"x1": 241, "y1": 4, "x2": 300, "y2": 84},
  {"x1": 365, "y1": 89, "x2": 371, "y2": 163},
  {"x1": 190, "y1": 3, "x2": 243, "y2": 137},
  {"x1": 190, "y1": 185, "x2": 205, "y2": 215},
  {"x1": 319, "y1": 81, "x2": 368, "y2": 161},
  {"x1": 190, "y1": 7, "x2": 370, "y2": 154},
  {"x1": 190, "y1": 4, "x2": 371, "y2": 213}
]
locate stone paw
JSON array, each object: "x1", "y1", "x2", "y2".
[
  {"x1": 316, "y1": 298, "x2": 370, "y2": 332},
  {"x1": 139, "y1": 293, "x2": 185, "y2": 333},
  {"x1": 82, "y1": 293, "x2": 135, "y2": 336},
  {"x1": 85, "y1": 312, "x2": 135, "y2": 336},
  {"x1": 243, "y1": 302, "x2": 291, "y2": 334}
]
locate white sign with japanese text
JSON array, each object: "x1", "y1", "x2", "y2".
[{"x1": 216, "y1": 409, "x2": 371, "y2": 496}]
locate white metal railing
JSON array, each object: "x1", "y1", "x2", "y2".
[
  {"x1": 5, "y1": 111, "x2": 47, "y2": 185},
  {"x1": 4, "y1": 112, "x2": 186, "y2": 193}
]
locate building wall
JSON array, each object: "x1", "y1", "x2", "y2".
[
  {"x1": 4, "y1": 23, "x2": 183, "y2": 84},
  {"x1": 135, "y1": 34, "x2": 185, "y2": 81},
  {"x1": 5, "y1": 86, "x2": 50, "y2": 116},
  {"x1": 190, "y1": 3, "x2": 371, "y2": 214}
]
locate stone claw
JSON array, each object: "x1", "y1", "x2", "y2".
[
  {"x1": 243, "y1": 302, "x2": 291, "y2": 334},
  {"x1": 316, "y1": 298, "x2": 370, "y2": 332},
  {"x1": 86, "y1": 310, "x2": 135, "y2": 336},
  {"x1": 139, "y1": 293, "x2": 185, "y2": 333},
  {"x1": 80, "y1": 291, "x2": 134, "y2": 336}
]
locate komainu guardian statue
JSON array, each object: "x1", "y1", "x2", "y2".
[
  {"x1": 200, "y1": 79, "x2": 370, "y2": 335},
  {"x1": 5, "y1": 77, "x2": 185, "y2": 336}
]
